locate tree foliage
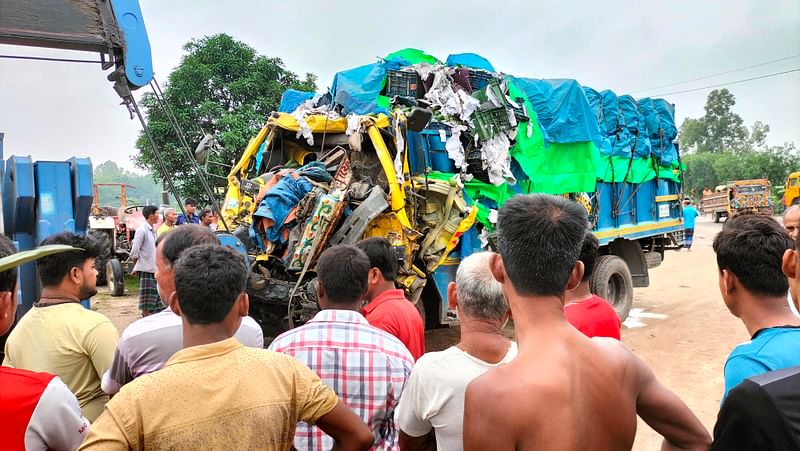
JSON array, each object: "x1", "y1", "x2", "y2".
[
  {"x1": 93, "y1": 161, "x2": 164, "y2": 207},
  {"x1": 133, "y1": 34, "x2": 316, "y2": 203},
  {"x1": 678, "y1": 89, "x2": 749, "y2": 153},
  {"x1": 679, "y1": 90, "x2": 797, "y2": 206}
]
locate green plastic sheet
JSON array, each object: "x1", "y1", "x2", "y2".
[{"x1": 385, "y1": 48, "x2": 440, "y2": 65}]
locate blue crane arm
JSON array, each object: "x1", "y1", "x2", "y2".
[{"x1": 0, "y1": 0, "x2": 153, "y2": 93}]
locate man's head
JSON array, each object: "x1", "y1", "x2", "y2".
[
  {"x1": 492, "y1": 194, "x2": 588, "y2": 300},
  {"x1": 142, "y1": 205, "x2": 159, "y2": 225},
  {"x1": 356, "y1": 237, "x2": 398, "y2": 300},
  {"x1": 782, "y1": 233, "x2": 800, "y2": 310},
  {"x1": 783, "y1": 205, "x2": 800, "y2": 241},
  {"x1": 448, "y1": 252, "x2": 509, "y2": 326},
  {"x1": 713, "y1": 214, "x2": 793, "y2": 316},
  {"x1": 171, "y1": 244, "x2": 249, "y2": 331},
  {"x1": 163, "y1": 208, "x2": 178, "y2": 225},
  {"x1": 200, "y1": 209, "x2": 213, "y2": 226},
  {"x1": 38, "y1": 233, "x2": 101, "y2": 299},
  {"x1": 155, "y1": 225, "x2": 219, "y2": 304},
  {"x1": 315, "y1": 245, "x2": 371, "y2": 310},
  {"x1": 0, "y1": 235, "x2": 18, "y2": 336},
  {"x1": 578, "y1": 232, "x2": 599, "y2": 283},
  {"x1": 184, "y1": 198, "x2": 198, "y2": 215}
]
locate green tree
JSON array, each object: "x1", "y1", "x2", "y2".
[
  {"x1": 93, "y1": 161, "x2": 165, "y2": 207},
  {"x1": 678, "y1": 89, "x2": 749, "y2": 153},
  {"x1": 133, "y1": 34, "x2": 316, "y2": 203}
]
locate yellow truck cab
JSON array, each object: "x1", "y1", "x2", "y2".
[{"x1": 784, "y1": 172, "x2": 800, "y2": 208}]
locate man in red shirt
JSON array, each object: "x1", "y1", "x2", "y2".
[
  {"x1": 564, "y1": 232, "x2": 621, "y2": 340},
  {"x1": 0, "y1": 236, "x2": 90, "y2": 450},
  {"x1": 357, "y1": 237, "x2": 425, "y2": 360}
]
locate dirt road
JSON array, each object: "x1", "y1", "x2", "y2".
[{"x1": 94, "y1": 215, "x2": 753, "y2": 449}]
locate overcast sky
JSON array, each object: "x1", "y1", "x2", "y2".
[{"x1": 0, "y1": 0, "x2": 797, "y2": 173}]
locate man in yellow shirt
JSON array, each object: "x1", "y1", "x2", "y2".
[
  {"x1": 3, "y1": 233, "x2": 119, "y2": 422},
  {"x1": 80, "y1": 244, "x2": 374, "y2": 450},
  {"x1": 156, "y1": 207, "x2": 177, "y2": 236}
]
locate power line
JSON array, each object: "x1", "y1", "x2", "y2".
[
  {"x1": 631, "y1": 53, "x2": 800, "y2": 94},
  {"x1": 650, "y1": 68, "x2": 800, "y2": 97},
  {"x1": 0, "y1": 54, "x2": 103, "y2": 64}
]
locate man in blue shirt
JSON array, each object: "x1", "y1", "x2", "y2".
[
  {"x1": 175, "y1": 198, "x2": 200, "y2": 225},
  {"x1": 713, "y1": 214, "x2": 800, "y2": 400},
  {"x1": 682, "y1": 200, "x2": 699, "y2": 251}
]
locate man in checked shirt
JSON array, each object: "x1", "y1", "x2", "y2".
[{"x1": 270, "y1": 245, "x2": 414, "y2": 451}]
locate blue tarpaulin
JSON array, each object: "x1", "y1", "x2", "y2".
[
  {"x1": 513, "y1": 78, "x2": 603, "y2": 149},
  {"x1": 331, "y1": 61, "x2": 403, "y2": 115},
  {"x1": 618, "y1": 95, "x2": 652, "y2": 159},
  {"x1": 278, "y1": 89, "x2": 314, "y2": 113},
  {"x1": 446, "y1": 53, "x2": 495, "y2": 72},
  {"x1": 638, "y1": 98, "x2": 679, "y2": 166}
]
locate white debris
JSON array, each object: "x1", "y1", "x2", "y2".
[{"x1": 481, "y1": 134, "x2": 516, "y2": 186}]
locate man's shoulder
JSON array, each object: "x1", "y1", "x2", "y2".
[
  {"x1": 0, "y1": 366, "x2": 55, "y2": 388},
  {"x1": 731, "y1": 327, "x2": 800, "y2": 358},
  {"x1": 121, "y1": 311, "x2": 181, "y2": 339}
]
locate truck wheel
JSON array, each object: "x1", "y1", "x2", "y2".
[
  {"x1": 88, "y1": 230, "x2": 112, "y2": 286},
  {"x1": 106, "y1": 259, "x2": 125, "y2": 297},
  {"x1": 713, "y1": 212, "x2": 720, "y2": 223},
  {"x1": 590, "y1": 255, "x2": 634, "y2": 322}
]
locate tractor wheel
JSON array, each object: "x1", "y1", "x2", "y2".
[
  {"x1": 107, "y1": 259, "x2": 125, "y2": 297},
  {"x1": 88, "y1": 230, "x2": 112, "y2": 286},
  {"x1": 590, "y1": 255, "x2": 634, "y2": 322}
]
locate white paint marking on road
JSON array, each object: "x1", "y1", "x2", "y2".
[{"x1": 623, "y1": 308, "x2": 668, "y2": 329}]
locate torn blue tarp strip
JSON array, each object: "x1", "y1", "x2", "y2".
[
  {"x1": 278, "y1": 89, "x2": 314, "y2": 113},
  {"x1": 445, "y1": 53, "x2": 496, "y2": 72}
]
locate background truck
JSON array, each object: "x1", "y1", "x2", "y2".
[
  {"x1": 783, "y1": 172, "x2": 800, "y2": 209},
  {"x1": 700, "y1": 179, "x2": 773, "y2": 222}
]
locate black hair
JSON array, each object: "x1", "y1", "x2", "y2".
[
  {"x1": 496, "y1": 194, "x2": 588, "y2": 296},
  {"x1": 184, "y1": 198, "x2": 198, "y2": 207},
  {"x1": 713, "y1": 214, "x2": 793, "y2": 297},
  {"x1": 356, "y1": 237, "x2": 398, "y2": 280},
  {"x1": 38, "y1": 233, "x2": 101, "y2": 287},
  {"x1": 142, "y1": 205, "x2": 159, "y2": 218},
  {"x1": 0, "y1": 235, "x2": 18, "y2": 292},
  {"x1": 200, "y1": 209, "x2": 213, "y2": 219},
  {"x1": 156, "y1": 225, "x2": 219, "y2": 266},
  {"x1": 316, "y1": 245, "x2": 370, "y2": 304},
  {"x1": 173, "y1": 244, "x2": 247, "y2": 325},
  {"x1": 578, "y1": 232, "x2": 600, "y2": 282}
]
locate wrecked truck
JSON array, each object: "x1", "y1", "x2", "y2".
[{"x1": 220, "y1": 49, "x2": 686, "y2": 341}]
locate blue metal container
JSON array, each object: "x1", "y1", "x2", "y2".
[
  {"x1": 635, "y1": 179, "x2": 657, "y2": 223},
  {"x1": 34, "y1": 161, "x2": 76, "y2": 243},
  {"x1": 69, "y1": 158, "x2": 93, "y2": 235}
]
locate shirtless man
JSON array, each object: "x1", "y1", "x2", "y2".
[{"x1": 463, "y1": 194, "x2": 710, "y2": 451}]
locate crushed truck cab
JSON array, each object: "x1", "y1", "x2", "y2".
[{"x1": 221, "y1": 49, "x2": 685, "y2": 341}]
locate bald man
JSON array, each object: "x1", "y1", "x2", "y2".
[{"x1": 784, "y1": 205, "x2": 800, "y2": 241}]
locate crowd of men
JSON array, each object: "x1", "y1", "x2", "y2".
[
  {"x1": 0, "y1": 193, "x2": 798, "y2": 450},
  {"x1": 130, "y1": 198, "x2": 220, "y2": 317}
]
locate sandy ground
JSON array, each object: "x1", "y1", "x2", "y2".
[{"x1": 94, "y1": 215, "x2": 753, "y2": 449}]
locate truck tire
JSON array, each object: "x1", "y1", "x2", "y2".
[
  {"x1": 88, "y1": 230, "x2": 112, "y2": 286},
  {"x1": 590, "y1": 255, "x2": 634, "y2": 322},
  {"x1": 106, "y1": 259, "x2": 125, "y2": 297},
  {"x1": 713, "y1": 212, "x2": 720, "y2": 223}
]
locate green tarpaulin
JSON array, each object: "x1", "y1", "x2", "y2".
[{"x1": 385, "y1": 48, "x2": 440, "y2": 65}]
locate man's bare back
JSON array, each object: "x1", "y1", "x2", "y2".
[
  {"x1": 467, "y1": 194, "x2": 710, "y2": 451},
  {"x1": 464, "y1": 322, "x2": 709, "y2": 451}
]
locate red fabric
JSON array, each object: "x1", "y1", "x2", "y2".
[
  {"x1": 0, "y1": 367, "x2": 56, "y2": 450},
  {"x1": 564, "y1": 295, "x2": 622, "y2": 340},
  {"x1": 362, "y1": 289, "x2": 426, "y2": 360}
]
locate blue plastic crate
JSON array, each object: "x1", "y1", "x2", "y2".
[{"x1": 468, "y1": 70, "x2": 495, "y2": 91}]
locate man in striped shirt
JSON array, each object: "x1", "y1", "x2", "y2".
[{"x1": 270, "y1": 245, "x2": 414, "y2": 451}]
